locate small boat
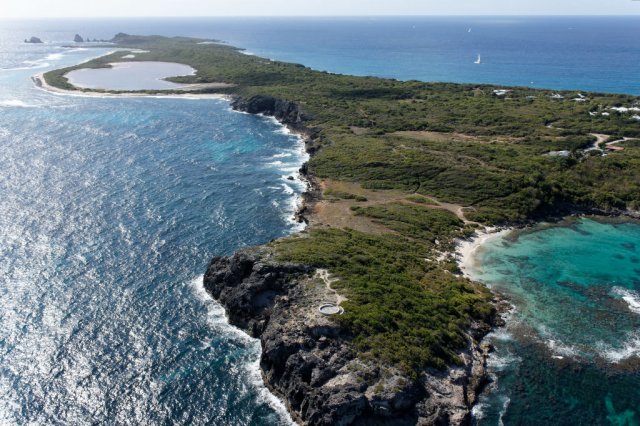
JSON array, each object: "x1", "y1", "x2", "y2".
[{"x1": 474, "y1": 54, "x2": 481, "y2": 64}]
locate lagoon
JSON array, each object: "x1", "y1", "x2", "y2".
[{"x1": 65, "y1": 61, "x2": 195, "y2": 90}]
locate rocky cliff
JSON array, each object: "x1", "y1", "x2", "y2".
[
  {"x1": 204, "y1": 247, "x2": 494, "y2": 425},
  {"x1": 204, "y1": 95, "x2": 496, "y2": 425},
  {"x1": 231, "y1": 95, "x2": 322, "y2": 223}
]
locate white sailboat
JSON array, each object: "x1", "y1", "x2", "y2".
[{"x1": 474, "y1": 54, "x2": 481, "y2": 64}]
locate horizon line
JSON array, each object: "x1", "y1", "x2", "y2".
[{"x1": 3, "y1": 14, "x2": 640, "y2": 19}]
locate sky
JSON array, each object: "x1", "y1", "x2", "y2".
[{"x1": 3, "y1": 0, "x2": 640, "y2": 18}]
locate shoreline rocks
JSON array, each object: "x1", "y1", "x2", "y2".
[
  {"x1": 202, "y1": 94, "x2": 499, "y2": 425},
  {"x1": 204, "y1": 247, "x2": 496, "y2": 425},
  {"x1": 24, "y1": 36, "x2": 43, "y2": 44}
]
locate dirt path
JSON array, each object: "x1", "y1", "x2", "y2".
[
  {"x1": 588, "y1": 133, "x2": 609, "y2": 151},
  {"x1": 315, "y1": 269, "x2": 347, "y2": 305},
  {"x1": 587, "y1": 133, "x2": 629, "y2": 153},
  {"x1": 435, "y1": 201, "x2": 478, "y2": 225}
]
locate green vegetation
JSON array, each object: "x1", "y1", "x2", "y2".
[
  {"x1": 44, "y1": 34, "x2": 640, "y2": 374},
  {"x1": 325, "y1": 189, "x2": 367, "y2": 202},
  {"x1": 274, "y1": 228, "x2": 493, "y2": 373},
  {"x1": 405, "y1": 195, "x2": 435, "y2": 204},
  {"x1": 351, "y1": 203, "x2": 474, "y2": 246}
]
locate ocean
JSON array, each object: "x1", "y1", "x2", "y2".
[
  {"x1": 2, "y1": 16, "x2": 639, "y2": 94},
  {"x1": 0, "y1": 16, "x2": 639, "y2": 425},
  {"x1": 464, "y1": 219, "x2": 640, "y2": 426},
  {"x1": 0, "y1": 36, "x2": 305, "y2": 424}
]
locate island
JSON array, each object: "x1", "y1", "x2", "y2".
[
  {"x1": 24, "y1": 36, "x2": 43, "y2": 43},
  {"x1": 41, "y1": 34, "x2": 640, "y2": 425}
]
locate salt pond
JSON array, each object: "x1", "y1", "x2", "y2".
[{"x1": 65, "y1": 61, "x2": 195, "y2": 90}]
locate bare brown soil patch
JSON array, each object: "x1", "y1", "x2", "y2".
[{"x1": 310, "y1": 179, "x2": 478, "y2": 234}]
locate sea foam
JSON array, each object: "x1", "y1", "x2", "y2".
[
  {"x1": 612, "y1": 287, "x2": 640, "y2": 314},
  {"x1": 188, "y1": 277, "x2": 296, "y2": 425},
  {"x1": 597, "y1": 331, "x2": 640, "y2": 363},
  {"x1": 0, "y1": 100, "x2": 36, "y2": 108}
]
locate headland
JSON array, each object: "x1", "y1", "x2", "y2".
[{"x1": 41, "y1": 33, "x2": 640, "y2": 425}]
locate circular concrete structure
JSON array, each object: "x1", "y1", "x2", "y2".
[{"x1": 319, "y1": 303, "x2": 344, "y2": 315}]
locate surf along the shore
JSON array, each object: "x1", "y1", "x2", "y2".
[
  {"x1": 41, "y1": 33, "x2": 640, "y2": 424},
  {"x1": 459, "y1": 218, "x2": 640, "y2": 425}
]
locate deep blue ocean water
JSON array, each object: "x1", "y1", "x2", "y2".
[
  {"x1": 0, "y1": 36, "x2": 305, "y2": 424},
  {"x1": 2, "y1": 16, "x2": 639, "y2": 94},
  {"x1": 1, "y1": 17, "x2": 640, "y2": 425}
]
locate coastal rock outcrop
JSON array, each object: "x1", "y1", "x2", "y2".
[
  {"x1": 231, "y1": 95, "x2": 319, "y2": 140},
  {"x1": 204, "y1": 247, "x2": 493, "y2": 425},
  {"x1": 24, "y1": 36, "x2": 43, "y2": 44},
  {"x1": 74, "y1": 34, "x2": 84, "y2": 43},
  {"x1": 230, "y1": 95, "x2": 323, "y2": 224}
]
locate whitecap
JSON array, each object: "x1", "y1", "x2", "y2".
[
  {"x1": 489, "y1": 328, "x2": 514, "y2": 342},
  {"x1": 612, "y1": 286, "x2": 640, "y2": 314},
  {"x1": 486, "y1": 350, "x2": 521, "y2": 370},
  {"x1": 1, "y1": 62, "x2": 50, "y2": 71},
  {"x1": 45, "y1": 53, "x2": 64, "y2": 60},
  {"x1": 498, "y1": 397, "x2": 511, "y2": 426},
  {"x1": 544, "y1": 339, "x2": 579, "y2": 358},
  {"x1": 597, "y1": 331, "x2": 640, "y2": 363},
  {"x1": 0, "y1": 100, "x2": 36, "y2": 108},
  {"x1": 272, "y1": 152, "x2": 293, "y2": 158},
  {"x1": 282, "y1": 184, "x2": 295, "y2": 195},
  {"x1": 187, "y1": 277, "x2": 297, "y2": 425},
  {"x1": 471, "y1": 402, "x2": 486, "y2": 420}
]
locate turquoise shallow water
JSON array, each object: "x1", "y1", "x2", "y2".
[
  {"x1": 466, "y1": 219, "x2": 640, "y2": 425},
  {"x1": 2, "y1": 17, "x2": 640, "y2": 424}
]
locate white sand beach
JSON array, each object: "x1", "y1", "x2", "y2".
[
  {"x1": 33, "y1": 71, "x2": 233, "y2": 100},
  {"x1": 456, "y1": 227, "x2": 512, "y2": 278}
]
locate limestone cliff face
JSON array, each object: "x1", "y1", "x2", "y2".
[
  {"x1": 231, "y1": 94, "x2": 322, "y2": 223},
  {"x1": 231, "y1": 95, "x2": 322, "y2": 154},
  {"x1": 203, "y1": 248, "x2": 493, "y2": 426},
  {"x1": 205, "y1": 95, "x2": 495, "y2": 425}
]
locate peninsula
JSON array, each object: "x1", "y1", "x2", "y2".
[{"x1": 42, "y1": 34, "x2": 640, "y2": 425}]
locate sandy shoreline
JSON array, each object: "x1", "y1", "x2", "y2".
[
  {"x1": 456, "y1": 227, "x2": 513, "y2": 279},
  {"x1": 33, "y1": 72, "x2": 233, "y2": 101}
]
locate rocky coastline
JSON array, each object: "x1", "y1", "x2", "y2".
[
  {"x1": 204, "y1": 95, "x2": 500, "y2": 425},
  {"x1": 204, "y1": 247, "x2": 497, "y2": 426}
]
